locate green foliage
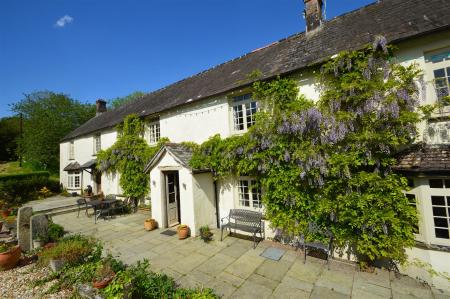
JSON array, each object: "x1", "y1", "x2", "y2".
[
  {"x1": 0, "y1": 173, "x2": 60, "y2": 207},
  {"x1": 199, "y1": 225, "x2": 213, "y2": 242},
  {"x1": 38, "y1": 234, "x2": 102, "y2": 267},
  {"x1": 97, "y1": 114, "x2": 167, "y2": 201},
  {"x1": 109, "y1": 91, "x2": 145, "y2": 109},
  {"x1": 11, "y1": 91, "x2": 96, "y2": 172},
  {"x1": 102, "y1": 260, "x2": 218, "y2": 299},
  {"x1": 47, "y1": 222, "x2": 65, "y2": 242},
  {"x1": 0, "y1": 171, "x2": 50, "y2": 181},
  {"x1": 0, "y1": 117, "x2": 20, "y2": 161},
  {"x1": 191, "y1": 40, "x2": 425, "y2": 264}
]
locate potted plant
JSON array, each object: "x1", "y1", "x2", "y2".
[
  {"x1": 0, "y1": 244, "x2": 21, "y2": 270},
  {"x1": 177, "y1": 224, "x2": 189, "y2": 240},
  {"x1": 199, "y1": 225, "x2": 213, "y2": 242},
  {"x1": 92, "y1": 263, "x2": 115, "y2": 289},
  {"x1": 33, "y1": 234, "x2": 47, "y2": 249},
  {"x1": 144, "y1": 218, "x2": 157, "y2": 231}
]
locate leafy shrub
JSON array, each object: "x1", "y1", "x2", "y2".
[
  {"x1": 102, "y1": 260, "x2": 218, "y2": 299},
  {"x1": 47, "y1": 222, "x2": 65, "y2": 242},
  {"x1": 39, "y1": 235, "x2": 102, "y2": 267}
]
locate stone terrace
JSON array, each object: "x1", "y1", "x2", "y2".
[{"x1": 52, "y1": 212, "x2": 449, "y2": 299}]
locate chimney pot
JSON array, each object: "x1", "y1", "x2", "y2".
[
  {"x1": 304, "y1": 0, "x2": 324, "y2": 32},
  {"x1": 96, "y1": 99, "x2": 107, "y2": 116}
]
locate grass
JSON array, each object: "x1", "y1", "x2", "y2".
[{"x1": 0, "y1": 161, "x2": 34, "y2": 175}]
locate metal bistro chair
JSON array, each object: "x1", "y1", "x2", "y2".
[
  {"x1": 297, "y1": 222, "x2": 334, "y2": 270},
  {"x1": 76, "y1": 198, "x2": 93, "y2": 217}
]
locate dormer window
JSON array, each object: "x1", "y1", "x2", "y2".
[
  {"x1": 147, "y1": 119, "x2": 160, "y2": 145},
  {"x1": 93, "y1": 134, "x2": 101, "y2": 155},
  {"x1": 232, "y1": 94, "x2": 257, "y2": 132}
]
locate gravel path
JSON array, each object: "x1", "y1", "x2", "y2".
[{"x1": 0, "y1": 264, "x2": 71, "y2": 298}]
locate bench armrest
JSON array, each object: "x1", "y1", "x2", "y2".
[{"x1": 220, "y1": 215, "x2": 230, "y2": 224}]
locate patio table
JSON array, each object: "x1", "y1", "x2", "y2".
[{"x1": 89, "y1": 199, "x2": 117, "y2": 223}]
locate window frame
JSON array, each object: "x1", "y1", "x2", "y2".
[
  {"x1": 231, "y1": 94, "x2": 258, "y2": 133},
  {"x1": 425, "y1": 47, "x2": 450, "y2": 107},
  {"x1": 93, "y1": 134, "x2": 101, "y2": 155},
  {"x1": 67, "y1": 171, "x2": 81, "y2": 189},
  {"x1": 236, "y1": 177, "x2": 262, "y2": 210},
  {"x1": 147, "y1": 120, "x2": 161, "y2": 145},
  {"x1": 69, "y1": 141, "x2": 75, "y2": 160}
]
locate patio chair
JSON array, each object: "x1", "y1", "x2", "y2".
[
  {"x1": 113, "y1": 200, "x2": 127, "y2": 216},
  {"x1": 76, "y1": 198, "x2": 93, "y2": 217},
  {"x1": 296, "y1": 222, "x2": 334, "y2": 270}
]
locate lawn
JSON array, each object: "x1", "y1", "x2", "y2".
[{"x1": 0, "y1": 161, "x2": 34, "y2": 175}]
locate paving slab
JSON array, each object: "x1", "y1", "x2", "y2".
[
  {"x1": 390, "y1": 273, "x2": 433, "y2": 299},
  {"x1": 224, "y1": 253, "x2": 265, "y2": 279},
  {"x1": 208, "y1": 279, "x2": 237, "y2": 299},
  {"x1": 271, "y1": 283, "x2": 310, "y2": 299},
  {"x1": 256, "y1": 259, "x2": 293, "y2": 282},
  {"x1": 229, "y1": 280, "x2": 273, "y2": 299},
  {"x1": 246, "y1": 273, "x2": 279, "y2": 290},
  {"x1": 310, "y1": 286, "x2": 350, "y2": 299}
]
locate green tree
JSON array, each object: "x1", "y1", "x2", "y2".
[
  {"x1": 0, "y1": 116, "x2": 20, "y2": 161},
  {"x1": 109, "y1": 91, "x2": 145, "y2": 109},
  {"x1": 12, "y1": 91, "x2": 95, "y2": 172},
  {"x1": 191, "y1": 39, "x2": 429, "y2": 265}
]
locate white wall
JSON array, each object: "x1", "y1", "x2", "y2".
[
  {"x1": 161, "y1": 96, "x2": 231, "y2": 144},
  {"x1": 59, "y1": 128, "x2": 119, "y2": 195},
  {"x1": 192, "y1": 172, "x2": 217, "y2": 233}
]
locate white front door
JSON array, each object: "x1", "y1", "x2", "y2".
[{"x1": 165, "y1": 171, "x2": 180, "y2": 226}]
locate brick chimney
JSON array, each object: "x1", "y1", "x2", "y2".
[
  {"x1": 304, "y1": 0, "x2": 324, "y2": 32},
  {"x1": 96, "y1": 99, "x2": 107, "y2": 116}
]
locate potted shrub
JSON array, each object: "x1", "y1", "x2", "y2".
[
  {"x1": 0, "y1": 244, "x2": 21, "y2": 270},
  {"x1": 177, "y1": 224, "x2": 189, "y2": 240},
  {"x1": 199, "y1": 225, "x2": 213, "y2": 242},
  {"x1": 33, "y1": 234, "x2": 47, "y2": 249},
  {"x1": 92, "y1": 263, "x2": 115, "y2": 289},
  {"x1": 144, "y1": 218, "x2": 157, "y2": 231}
]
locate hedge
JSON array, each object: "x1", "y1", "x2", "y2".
[
  {"x1": 0, "y1": 171, "x2": 50, "y2": 182},
  {"x1": 0, "y1": 173, "x2": 60, "y2": 206}
]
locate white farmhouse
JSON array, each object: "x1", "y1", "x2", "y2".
[{"x1": 60, "y1": 0, "x2": 450, "y2": 290}]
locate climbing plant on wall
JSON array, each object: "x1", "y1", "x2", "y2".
[
  {"x1": 190, "y1": 37, "x2": 431, "y2": 265},
  {"x1": 97, "y1": 114, "x2": 167, "y2": 205}
]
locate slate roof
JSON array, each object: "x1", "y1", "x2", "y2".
[
  {"x1": 144, "y1": 143, "x2": 195, "y2": 172},
  {"x1": 394, "y1": 144, "x2": 450, "y2": 174},
  {"x1": 63, "y1": 162, "x2": 81, "y2": 171},
  {"x1": 62, "y1": 0, "x2": 450, "y2": 142}
]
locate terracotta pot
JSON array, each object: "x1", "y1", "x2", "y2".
[
  {"x1": 93, "y1": 274, "x2": 115, "y2": 289},
  {"x1": 177, "y1": 226, "x2": 189, "y2": 240},
  {"x1": 144, "y1": 219, "x2": 157, "y2": 231},
  {"x1": 43, "y1": 242, "x2": 57, "y2": 250},
  {"x1": 0, "y1": 245, "x2": 21, "y2": 271},
  {"x1": 1, "y1": 210, "x2": 9, "y2": 218}
]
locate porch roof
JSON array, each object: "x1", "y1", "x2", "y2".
[
  {"x1": 394, "y1": 144, "x2": 450, "y2": 175},
  {"x1": 81, "y1": 159, "x2": 97, "y2": 169},
  {"x1": 144, "y1": 143, "x2": 209, "y2": 173},
  {"x1": 63, "y1": 162, "x2": 81, "y2": 171}
]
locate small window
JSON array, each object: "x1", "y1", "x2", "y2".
[
  {"x1": 93, "y1": 134, "x2": 101, "y2": 154},
  {"x1": 232, "y1": 94, "x2": 257, "y2": 132},
  {"x1": 147, "y1": 120, "x2": 160, "y2": 145},
  {"x1": 238, "y1": 179, "x2": 262, "y2": 208},
  {"x1": 431, "y1": 195, "x2": 450, "y2": 239},
  {"x1": 68, "y1": 171, "x2": 81, "y2": 189},
  {"x1": 426, "y1": 48, "x2": 450, "y2": 106},
  {"x1": 407, "y1": 178, "x2": 415, "y2": 188},
  {"x1": 69, "y1": 141, "x2": 75, "y2": 160}
]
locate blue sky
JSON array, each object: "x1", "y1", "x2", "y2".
[{"x1": 0, "y1": 0, "x2": 375, "y2": 117}]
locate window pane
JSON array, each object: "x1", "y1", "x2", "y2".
[
  {"x1": 432, "y1": 206, "x2": 446, "y2": 217},
  {"x1": 445, "y1": 180, "x2": 450, "y2": 189},
  {"x1": 407, "y1": 178, "x2": 414, "y2": 188},
  {"x1": 432, "y1": 196, "x2": 446, "y2": 206},
  {"x1": 233, "y1": 105, "x2": 244, "y2": 131},
  {"x1": 434, "y1": 217, "x2": 449, "y2": 228},
  {"x1": 434, "y1": 68, "x2": 446, "y2": 78},
  {"x1": 435, "y1": 228, "x2": 449, "y2": 239},
  {"x1": 430, "y1": 179, "x2": 444, "y2": 188},
  {"x1": 238, "y1": 180, "x2": 250, "y2": 207}
]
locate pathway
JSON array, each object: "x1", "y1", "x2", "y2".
[{"x1": 52, "y1": 212, "x2": 450, "y2": 299}]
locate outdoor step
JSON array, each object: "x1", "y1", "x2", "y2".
[
  {"x1": 32, "y1": 203, "x2": 79, "y2": 215},
  {"x1": 45, "y1": 206, "x2": 80, "y2": 217}
]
